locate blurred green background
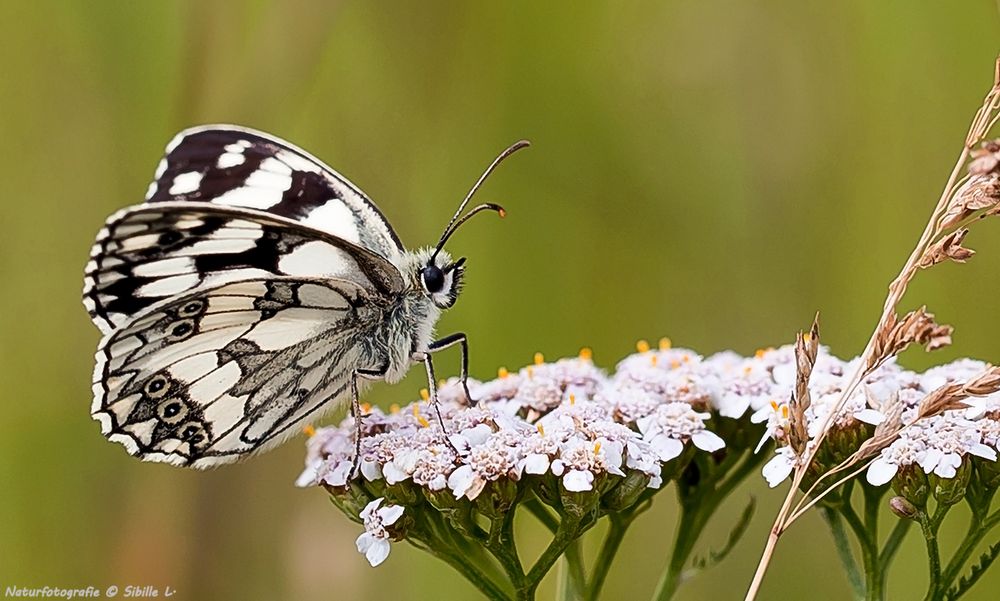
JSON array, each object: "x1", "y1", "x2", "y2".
[{"x1": 3, "y1": 1, "x2": 1000, "y2": 599}]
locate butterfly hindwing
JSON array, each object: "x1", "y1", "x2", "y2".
[
  {"x1": 92, "y1": 277, "x2": 372, "y2": 468},
  {"x1": 83, "y1": 201, "x2": 403, "y2": 334},
  {"x1": 144, "y1": 124, "x2": 404, "y2": 260}
]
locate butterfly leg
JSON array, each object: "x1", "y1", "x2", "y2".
[
  {"x1": 417, "y1": 352, "x2": 450, "y2": 433},
  {"x1": 350, "y1": 367, "x2": 387, "y2": 477},
  {"x1": 427, "y1": 332, "x2": 477, "y2": 406}
]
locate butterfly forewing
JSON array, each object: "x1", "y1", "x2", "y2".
[
  {"x1": 145, "y1": 125, "x2": 403, "y2": 260},
  {"x1": 83, "y1": 202, "x2": 403, "y2": 334},
  {"x1": 93, "y1": 277, "x2": 371, "y2": 468}
]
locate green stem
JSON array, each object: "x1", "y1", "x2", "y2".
[
  {"x1": 829, "y1": 485, "x2": 881, "y2": 600},
  {"x1": 556, "y1": 539, "x2": 586, "y2": 601},
  {"x1": 524, "y1": 517, "x2": 584, "y2": 600},
  {"x1": 651, "y1": 449, "x2": 768, "y2": 601},
  {"x1": 651, "y1": 486, "x2": 723, "y2": 599},
  {"x1": 486, "y1": 512, "x2": 527, "y2": 594},
  {"x1": 420, "y1": 509, "x2": 510, "y2": 596},
  {"x1": 408, "y1": 513, "x2": 512, "y2": 601},
  {"x1": 564, "y1": 540, "x2": 587, "y2": 599},
  {"x1": 820, "y1": 506, "x2": 865, "y2": 600},
  {"x1": 414, "y1": 540, "x2": 511, "y2": 601},
  {"x1": 918, "y1": 510, "x2": 943, "y2": 601},
  {"x1": 878, "y1": 518, "x2": 913, "y2": 573},
  {"x1": 862, "y1": 487, "x2": 884, "y2": 601},
  {"x1": 586, "y1": 513, "x2": 631, "y2": 601},
  {"x1": 524, "y1": 497, "x2": 560, "y2": 533},
  {"x1": 524, "y1": 497, "x2": 586, "y2": 596}
]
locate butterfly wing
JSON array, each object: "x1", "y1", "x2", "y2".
[
  {"x1": 144, "y1": 124, "x2": 404, "y2": 260},
  {"x1": 92, "y1": 277, "x2": 374, "y2": 468},
  {"x1": 83, "y1": 202, "x2": 404, "y2": 334}
]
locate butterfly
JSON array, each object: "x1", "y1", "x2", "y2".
[{"x1": 82, "y1": 124, "x2": 528, "y2": 468}]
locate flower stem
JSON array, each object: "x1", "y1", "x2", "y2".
[
  {"x1": 651, "y1": 495, "x2": 714, "y2": 601},
  {"x1": 554, "y1": 539, "x2": 586, "y2": 601},
  {"x1": 862, "y1": 486, "x2": 885, "y2": 601},
  {"x1": 878, "y1": 518, "x2": 913, "y2": 573},
  {"x1": 918, "y1": 509, "x2": 943, "y2": 601},
  {"x1": 564, "y1": 540, "x2": 587, "y2": 599},
  {"x1": 524, "y1": 517, "x2": 584, "y2": 600},
  {"x1": 523, "y1": 497, "x2": 587, "y2": 597},
  {"x1": 487, "y1": 512, "x2": 527, "y2": 594},
  {"x1": 658, "y1": 449, "x2": 767, "y2": 601},
  {"x1": 586, "y1": 513, "x2": 631, "y2": 601},
  {"x1": 820, "y1": 506, "x2": 865, "y2": 600},
  {"x1": 408, "y1": 511, "x2": 512, "y2": 601}
]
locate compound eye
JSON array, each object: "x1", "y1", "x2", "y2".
[{"x1": 420, "y1": 265, "x2": 445, "y2": 294}]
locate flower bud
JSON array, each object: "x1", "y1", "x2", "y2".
[
  {"x1": 532, "y1": 473, "x2": 562, "y2": 509},
  {"x1": 475, "y1": 478, "x2": 519, "y2": 518},
  {"x1": 888, "y1": 496, "x2": 918, "y2": 520},
  {"x1": 385, "y1": 480, "x2": 421, "y2": 507},
  {"x1": 974, "y1": 456, "x2": 1000, "y2": 490},
  {"x1": 561, "y1": 474, "x2": 603, "y2": 519},
  {"x1": 891, "y1": 464, "x2": 929, "y2": 507},
  {"x1": 423, "y1": 487, "x2": 464, "y2": 512},
  {"x1": 602, "y1": 470, "x2": 650, "y2": 511},
  {"x1": 931, "y1": 459, "x2": 972, "y2": 507}
]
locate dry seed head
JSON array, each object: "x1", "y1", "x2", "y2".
[
  {"x1": 968, "y1": 139, "x2": 1000, "y2": 175},
  {"x1": 869, "y1": 307, "x2": 953, "y2": 370},
  {"x1": 941, "y1": 172, "x2": 1000, "y2": 230},
  {"x1": 788, "y1": 316, "x2": 820, "y2": 455},
  {"x1": 915, "y1": 366, "x2": 1000, "y2": 420},
  {"x1": 850, "y1": 392, "x2": 903, "y2": 462},
  {"x1": 918, "y1": 228, "x2": 976, "y2": 269},
  {"x1": 963, "y1": 365, "x2": 1000, "y2": 396}
]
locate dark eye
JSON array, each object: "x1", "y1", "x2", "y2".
[{"x1": 421, "y1": 265, "x2": 445, "y2": 294}]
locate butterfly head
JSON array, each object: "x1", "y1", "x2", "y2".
[
  {"x1": 416, "y1": 251, "x2": 466, "y2": 309},
  {"x1": 417, "y1": 140, "x2": 530, "y2": 309}
]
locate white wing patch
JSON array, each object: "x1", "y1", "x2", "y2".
[
  {"x1": 169, "y1": 171, "x2": 204, "y2": 195},
  {"x1": 92, "y1": 278, "x2": 369, "y2": 468}
]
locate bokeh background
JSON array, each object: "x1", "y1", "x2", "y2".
[{"x1": 3, "y1": 1, "x2": 1000, "y2": 599}]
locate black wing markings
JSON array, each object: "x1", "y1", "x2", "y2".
[
  {"x1": 145, "y1": 124, "x2": 404, "y2": 258},
  {"x1": 83, "y1": 202, "x2": 403, "y2": 334},
  {"x1": 93, "y1": 278, "x2": 373, "y2": 467}
]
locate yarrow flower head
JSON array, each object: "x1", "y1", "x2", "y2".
[
  {"x1": 297, "y1": 344, "x2": 760, "y2": 568},
  {"x1": 294, "y1": 338, "x2": 1000, "y2": 601},
  {"x1": 737, "y1": 347, "x2": 1000, "y2": 490}
]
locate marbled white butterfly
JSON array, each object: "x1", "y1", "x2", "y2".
[{"x1": 83, "y1": 125, "x2": 528, "y2": 468}]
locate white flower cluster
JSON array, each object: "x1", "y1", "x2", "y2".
[
  {"x1": 733, "y1": 346, "x2": 1000, "y2": 489},
  {"x1": 296, "y1": 342, "x2": 1000, "y2": 565},
  {"x1": 298, "y1": 344, "x2": 741, "y2": 500},
  {"x1": 865, "y1": 359, "x2": 1000, "y2": 486},
  {"x1": 297, "y1": 342, "x2": 856, "y2": 498}
]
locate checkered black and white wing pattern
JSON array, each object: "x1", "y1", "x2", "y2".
[
  {"x1": 145, "y1": 125, "x2": 404, "y2": 260},
  {"x1": 82, "y1": 202, "x2": 404, "y2": 334},
  {"x1": 92, "y1": 277, "x2": 372, "y2": 468}
]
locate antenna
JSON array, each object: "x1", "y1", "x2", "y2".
[{"x1": 431, "y1": 140, "x2": 530, "y2": 260}]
